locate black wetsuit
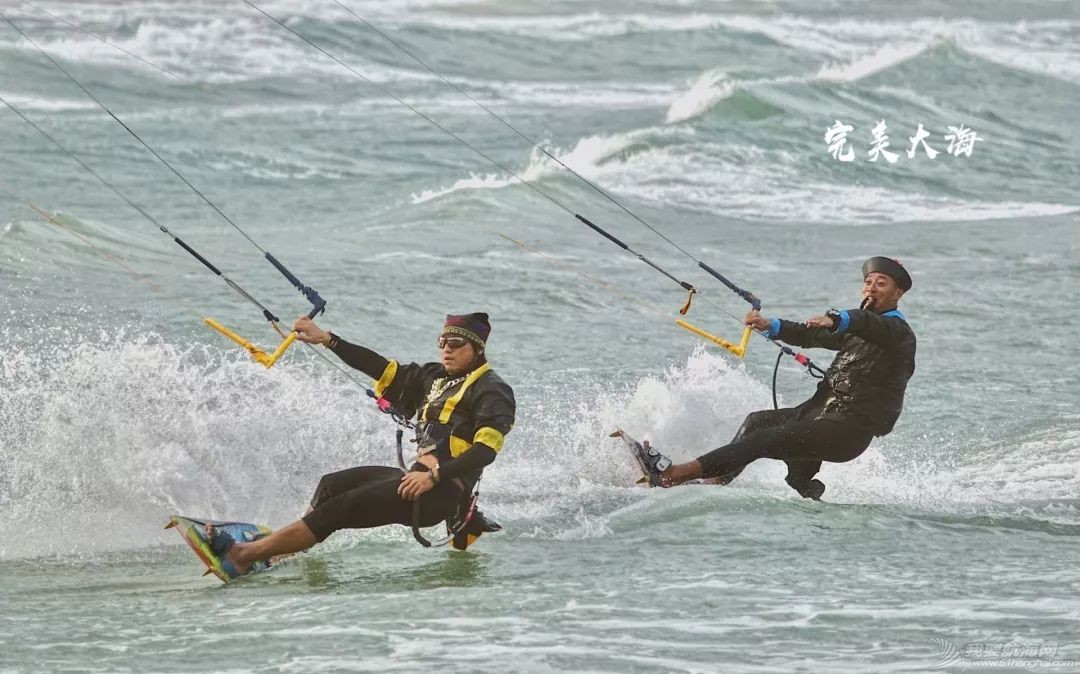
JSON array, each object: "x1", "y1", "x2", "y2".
[
  {"x1": 696, "y1": 308, "x2": 916, "y2": 494},
  {"x1": 302, "y1": 339, "x2": 516, "y2": 542},
  {"x1": 305, "y1": 466, "x2": 464, "y2": 537}
]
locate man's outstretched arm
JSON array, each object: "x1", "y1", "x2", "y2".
[
  {"x1": 824, "y1": 309, "x2": 912, "y2": 350},
  {"x1": 747, "y1": 309, "x2": 843, "y2": 351}
]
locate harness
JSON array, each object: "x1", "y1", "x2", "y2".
[{"x1": 387, "y1": 365, "x2": 495, "y2": 548}]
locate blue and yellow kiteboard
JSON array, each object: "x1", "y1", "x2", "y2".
[{"x1": 166, "y1": 515, "x2": 272, "y2": 583}]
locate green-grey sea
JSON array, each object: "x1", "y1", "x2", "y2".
[{"x1": 1, "y1": 1, "x2": 1079, "y2": 672}]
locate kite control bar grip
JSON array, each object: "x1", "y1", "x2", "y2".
[
  {"x1": 202, "y1": 251, "x2": 325, "y2": 366},
  {"x1": 697, "y1": 261, "x2": 761, "y2": 311},
  {"x1": 265, "y1": 253, "x2": 326, "y2": 318},
  {"x1": 575, "y1": 214, "x2": 628, "y2": 250}
]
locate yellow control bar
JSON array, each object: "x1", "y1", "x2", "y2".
[
  {"x1": 675, "y1": 320, "x2": 752, "y2": 358},
  {"x1": 204, "y1": 318, "x2": 298, "y2": 368}
]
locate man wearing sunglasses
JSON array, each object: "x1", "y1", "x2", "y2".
[{"x1": 205, "y1": 313, "x2": 515, "y2": 579}]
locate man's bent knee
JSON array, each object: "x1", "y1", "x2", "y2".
[
  {"x1": 734, "y1": 409, "x2": 794, "y2": 440},
  {"x1": 300, "y1": 508, "x2": 335, "y2": 543}
]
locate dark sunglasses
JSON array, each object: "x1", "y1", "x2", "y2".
[{"x1": 438, "y1": 336, "x2": 470, "y2": 350}]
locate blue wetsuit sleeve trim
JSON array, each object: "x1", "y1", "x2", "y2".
[
  {"x1": 834, "y1": 310, "x2": 851, "y2": 334},
  {"x1": 766, "y1": 317, "x2": 781, "y2": 338},
  {"x1": 837, "y1": 309, "x2": 913, "y2": 349}
]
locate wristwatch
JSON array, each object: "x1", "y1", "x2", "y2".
[{"x1": 824, "y1": 309, "x2": 842, "y2": 331}]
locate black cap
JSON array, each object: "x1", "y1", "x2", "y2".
[{"x1": 862, "y1": 257, "x2": 912, "y2": 291}]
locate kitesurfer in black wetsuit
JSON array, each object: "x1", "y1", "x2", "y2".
[
  {"x1": 641, "y1": 257, "x2": 916, "y2": 500},
  {"x1": 212, "y1": 313, "x2": 515, "y2": 578}
]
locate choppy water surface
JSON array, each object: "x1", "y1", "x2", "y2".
[{"x1": 1, "y1": 1, "x2": 1079, "y2": 671}]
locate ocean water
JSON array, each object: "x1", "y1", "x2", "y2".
[{"x1": 1, "y1": 1, "x2": 1079, "y2": 672}]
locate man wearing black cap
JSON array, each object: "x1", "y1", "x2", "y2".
[
  {"x1": 203, "y1": 312, "x2": 516, "y2": 579},
  {"x1": 642, "y1": 257, "x2": 916, "y2": 499}
]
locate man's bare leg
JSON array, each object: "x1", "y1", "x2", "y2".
[
  {"x1": 659, "y1": 459, "x2": 704, "y2": 486},
  {"x1": 213, "y1": 520, "x2": 318, "y2": 574},
  {"x1": 636, "y1": 439, "x2": 702, "y2": 487}
]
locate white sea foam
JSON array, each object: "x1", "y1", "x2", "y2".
[
  {"x1": 205, "y1": 152, "x2": 350, "y2": 182},
  {"x1": 662, "y1": 40, "x2": 936, "y2": 124},
  {"x1": 14, "y1": 3, "x2": 1078, "y2": 110},
  {"x1": 0, "y1": 335, "x2": 756, "y2": 556},
  {"x1": 0, "y1": 335, "x2": 396, "y2": 558},
  {"x1": 2, "y1": 325, "x2": 1077, "y2": 559},
  {"x1": 12, "y1": 3, "x2": 1080, "y2": 88},
  {"x1": 661, "y1": 17, "x2": 1080, "y2": 122},
  {"x1": 5, "y1": 8, "x2": 427, "y2": 85},
  {"x1": 603, "y1": 143, "x2": 1080, "y2": 224},
  {"x1": 665, "y1": 69, "x2": 737, "y2": 124},
  {"x1": 497, "y1": 81, "x2": 679, "y2": 109},
  {"x1": 0, "y1": 90, "x2": 98, "y2": 112},
  {"x1": 413, "y1": 124, "x2": 1079, "y2": 224},
  {"x1": 411, "y1": 172, "x2": 520, "y2": 204},
  {"x1": 411, "y1": 127, "x2": 670, "y2": 204},
  {"x1": 724, "y1": 15, "x2": 1080, "y2": 85},
  {"x1": 832, "y1": 427, "x2": 1080, "y2": 524},
  {"x1": 495, "y1": 345, "x2": 1080, "y2": 534},
  {"x1": 369, "y1": 12, "x2": 744, "y2": 42},
  {"x1": 815, "y1": 41, "x2": 937, "y2": 83},
  {"x1": 7, "y1": 14, "x2": 688, "y2": 108},
  {"x1": 966, "y1": 23, "x2": 1080, "y2": 84}
]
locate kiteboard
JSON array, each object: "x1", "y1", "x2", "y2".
[
  {"x1": 166, "y1": 515, "x2": 272, "y2": 583},
  {"x1": 610, "y1": 429, "x2": 670, "y2": 487}
]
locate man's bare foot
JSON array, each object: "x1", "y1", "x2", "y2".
[
  {"x1": 640, "y1": 440, "x2": 675, "y2": 487},
  {"x1": 204, "y1": 524, "x2": 253, "y2": 575},
  {"x1": 223, "y1": 542, "x2": 253, "y2": 574}
]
